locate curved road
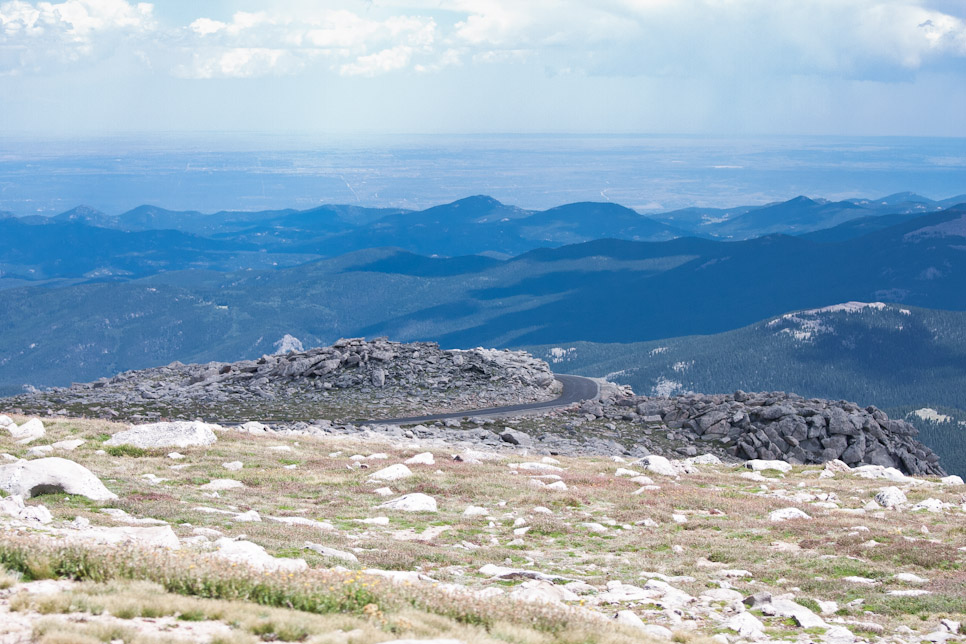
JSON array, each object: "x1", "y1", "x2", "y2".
[{"x1": 362, "y1": 374, "x2": 599, "y2": 425}]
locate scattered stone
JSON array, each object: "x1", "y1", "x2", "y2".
[
  {"x1": 51, "y1": 439, "x2": 84, "y2": 451},
  {"x1": 223, "y1": 461, "x2": 243, "y2": 471},
  {"x1": 723, "y1": 611, "x2": 765, "y2": 637}
]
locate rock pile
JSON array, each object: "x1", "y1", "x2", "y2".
[
  {"x1": 614, "y1": 391, "x2": 944, "y2": 475},
  {"x1": 3, "y1": 338, "x2": 557, "y2": 423}
]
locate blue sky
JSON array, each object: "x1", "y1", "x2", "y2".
[{"x1": 1, "y1": 0, "x2": 965, "y2": 137}]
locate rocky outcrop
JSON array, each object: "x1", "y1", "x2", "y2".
[
  {"x1": 615, "y1": 391, "x2": 944, "y2": 475},
  {"x1": 3, "y1": 338, "x2": 557, "y2": 423}
]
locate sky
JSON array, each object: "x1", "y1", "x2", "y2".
[{"x1": 1, "y1": 0, "x2": 965, "y2": 137}]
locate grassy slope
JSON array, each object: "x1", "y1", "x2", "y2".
[{"x1": 1, "y1": 415, "x2": 964, "y2": 644}]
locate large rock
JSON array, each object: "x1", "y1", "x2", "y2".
[
  {"x1": 0, "y1": 457, "x2": 117, "y2": 501},
  {"x1": 105, "y1": 421, "x2": 218, "y2": 449},
  {"x1": 8, "y1": 418, "x2": 45, "y2": 443},
  {"x1": 637, "y1": 455, "x2": 678, "y2": 476}
]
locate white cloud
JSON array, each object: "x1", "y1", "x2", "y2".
[
  {"x1": 340, "y1": 45, "x2": 413, "y2": 76},
  {"x1": 1, "y1": 0, "x2": 964, "y2": 81},
  {"x1": 0, "y1": 0, "x2": 154, "y2": 73}
]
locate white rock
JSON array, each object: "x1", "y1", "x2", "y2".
[
  {"x1": 771, "y1": 598, "x2": 827, "y2": 629},
  {"x1": 357, "y1": 516, "x2": 390, "y2": 525},
  {"x1": 671, "y1": 513, "x2": 688, "y2": 524},
  {"x1": 105, "y1": 421, "x2": 217, "y2": 449},
  {"x1": 888, "y1": 589, "x2": 931, "y2": 596},
  {"x1": 580, "y1": 522, "x2": 609, "y2": 533},
  {"x1": 373, "y1": 487, "x2": 394, "y2": 497},
  {"x1": 701, "y1": 588, "x2": 743, "y2": 603},
  {"x1": 515, "y1": 462, "x2": 564, "y2": 472},
  {"x1": 690, "y1": 454, "x2": 723, "y2": 465},
  {"x1": 718, "y1": 569, "x2": 752, "y2": 578},
  {"x1": 0, "y1": 415, "x2": 14, "y2": 428},
  {"x1": 213, "y1": 538, "x2": 307, "y2": 572},
  {"x1": 0, "y1": 494, "x2": 52, "y2": 524},
  {"x1": 167, "y1": 452, "x2": 185, "y2": 460},
  {"x1": 874, "y1": 486, "x2": 907, "y2": 508},
  {"x1": 234, "y1": 510, "x2": 262, "y2": 522},
  {"x1": 912, "y1": 498, "x2": 945, "y2": 512},
  {"x1": 842, "y1": 576, "x2": 878, "y2": 585},
  {"x1": 894, "y1": 572, "x2": 929, "y2": 584},
  {"x1": 368, "y1": 464, "x2": 413, "y2": 482},
  {"x1": 463, "y1": 505, "x2": 489, "y2": 517},
  {"x1": 642, "y1": 625, "x2": 674, "y2": 639},
  {"x1": 0, "y1": 457, "x2": 116, "y2": 500},
  {"x1": 222, "y1": 461, "x2": 243, "y2": 471},
  {"x1": 9, "y1": 418, "x2": 45, "y2": 443},
  {"x1": 852, "y1": 465, "x2": 913, "y2": 483},
  {"x1": 615, "y1": 468, "x2": 640, "y2": 477},
  {"x1": 532, "y1": 506, "x2": 553, "y2": 514},
  {"x1": 599, "y1": 581, "x2": 657, "y2": 602},
  {"x1": 405, "y1": 452, "x2": 435, "y2": 465},
  {"x1": 378, "y1": 493, "x2": 437, "y2": 512},
  {"x1": 510, "y1": 580, "x2": 578, "y2": 603},
  {"x1": 613, "y1": 610, "x2": 648, "y2": 630},
  {"x1": 746, "y1": 459, "x2": 791, "y2": 473},
  {"x1": 51, "y1": 439, "x2": 84, "y2": 451},
  {"x1": 26, "y1": 445, "x2": 53, "y2": 458},
  {"x1": 100, "y1": 508, "x2": 167, "y2": 525},
  {"x1": 723, "y1": 611, "x2": 765, "y2": 637},
  {"x1": 630, "y1": 475, "x2": 655, "y2": 485},
  {"x1": 72, "y1": 525, "x2": 181, "y2": 550},
  {"x1": 200, "y1": 479, "x2": 245, "y2": 491},
  {"x1": 638, "y1": 455, "x2": 677, "y2": 477},
  {"x1": 546, "y1": 480, "x2": 568, "y2": 491},
  {"x1": 940, "y1": 475, "x2": 964, "y2": 486},
  {"x1": 304, "y1": 542, "x2": 359, "y2": 563},
  {"x1": 268, "y1": 516, "x2": 335, "y2": 531},
  {"x1": 237, "y1": 421, "x2": 270, "y2": 434},
  {"x1": 769, "y1": 507, "x2": 811, "y2": 522},
  {"x1": 823, "y1": 625, "x2": 856, "y2": 644}
]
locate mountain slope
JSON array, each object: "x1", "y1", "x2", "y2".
[
  {"x1": 524, "y1": 302, "x2": 966, "y2": 475},
  {"x1": 1, "y1": 205, "x2": 964, "y2": 392}
]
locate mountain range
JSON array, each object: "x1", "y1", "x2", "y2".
[
  {"x1": 5, "y1": 193, "x2": 965, "y2": 286},
  {"x1": 1, "y1": 199, "x2": 964, "y2": 392}
]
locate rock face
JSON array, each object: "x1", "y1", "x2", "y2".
[
  {"x1": 4, "y1": 338, "x2": 557, "y2": 423},
  {"x1": 0, "y1": 457, "x2": 117, "y2": 501},
  {"x1": 623, "y1": 391, "x2": 944, "y2": 475},
  {"x1": 105, "y1": 421, "x2": 218, "y2": 449}
]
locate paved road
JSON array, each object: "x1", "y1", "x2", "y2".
[{"x1": 362, "y1": 374, "x2": 599, "y2": 425}]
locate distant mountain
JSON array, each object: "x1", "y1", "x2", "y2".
[
  {"x1": 1, "y1": 204, "x2": 965, "y2": 393},
  {"x1": 524, "y1": 302, "x2": 966, "y2": 475},
  {"x1": 52, "y1": 205, "x2": 116, "y2": 228},
  {"x1": 651, "y1": 194, "x2": 961, "y2": 239},
  {"x1": 0, "y1": 218, "x2": 314, "y2": 280}
]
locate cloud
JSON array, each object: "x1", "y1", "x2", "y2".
[
  {"x1": 0, "y1": 0, "x2": 154, "y2": 73},
  {"x1": 1, "y1": 0, "x2": 964, "y2": 81}
]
